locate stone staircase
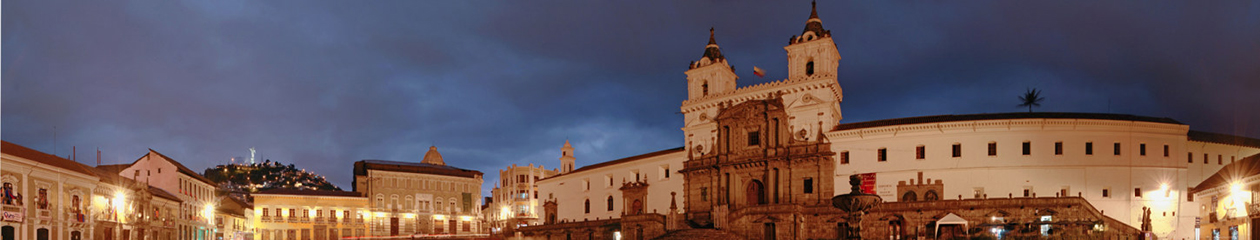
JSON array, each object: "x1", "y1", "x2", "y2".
[{"x1": 651, "y1": 229, "x2": 746, "y2": 240}]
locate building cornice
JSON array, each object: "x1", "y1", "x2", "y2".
[
  {"x1": 680, "y1": 76, "x2": 840, "y2": 114},
  {"x1": 827, "y1": 117, "x2": 1189, "y2": 140}
]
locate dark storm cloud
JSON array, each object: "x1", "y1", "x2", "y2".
[{"x1": 4, "y1": 1, "x2": 1258, "y2": 195}]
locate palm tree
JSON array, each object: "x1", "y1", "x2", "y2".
[{"x1": 1017, "y1": 88, "x2": 1045, "y2": 112}]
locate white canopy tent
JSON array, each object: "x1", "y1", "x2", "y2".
[{"x1": 935, "y1": 213, "x2": 970, "y2": 239}]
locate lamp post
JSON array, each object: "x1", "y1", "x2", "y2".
[{"x1": 831, "y1": 175, "x2": 883, "y2": 240}]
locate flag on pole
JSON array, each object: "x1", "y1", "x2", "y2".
[{"x1": 753, "y1": 66, "x2": 766, "y2": 77}]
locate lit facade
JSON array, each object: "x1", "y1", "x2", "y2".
[
  {"x1": 352, "y1": 146, "x2": 485, "y2": 236},
  {"x1": 252, "y1": 189, "x2": 369, "y2": 240},
  {"x1": 91, "y1": 167, "x2": 183, "y2": 240},
  {"x1": 1192, "y1": 155, "x2": 1260, "y2": 240},
  {"x1": 517, "y1": 2, "x2": 1260, "y2": 240},
  {"x1": 107, "y1": 150, "x2": 223, "y2": 240},
  {"x1": 488, "y1": 162, "x2": 557, "y2": 232},
  {"x1": 1, "y1": 141, "x2": 100, "y2": 240}
]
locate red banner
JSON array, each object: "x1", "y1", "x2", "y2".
[{"x1": 858, "y1": 173, "x2": 877, "y2": 194}]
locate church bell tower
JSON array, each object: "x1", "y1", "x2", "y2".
[
  {"x1": 559, "y1": 140, "x2": 575, "y2": 174},
  {"x1": 684, "y1": 28, "x2": 738, "y2": 100},
  {"x1": 785, "y1": 1, "x2": 841, "y2": 80}
]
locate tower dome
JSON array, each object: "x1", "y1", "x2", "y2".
[
  {"x1": 791, "y1": 1, "x2": 831, "y2": 45},
  {"x1": 421, "y1": 146, "x2": 445, "y2": 165}
]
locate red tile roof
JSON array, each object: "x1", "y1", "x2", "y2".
[
  {"x1": 353, "y1": 160, "x2": 483, "y2": 179},
  {"x1": 1, "y1": 141, "x2": 99, "y2": 177},
  {"x1": 1192, "y1": 154, "x2": 1260, "y2": 194},
  {"x1": 139, "y1": 149, "x2": 218, "y2": 186},
  {"x1": 254, "y1": 188, "x2": 364, "y2": 198},
  {"x1": 542, "y1": 147, "x2": 684, "y2": 181},
  {"x1": 834, "y1": 112, "x2": 1182, "y2": 131},
  {"x1": 1188, "y1": 130, "x2": 1260, "y2": 149}
]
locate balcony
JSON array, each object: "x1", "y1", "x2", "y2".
[
  {"x1": 260, "y1": 216, "x2": 272, "y2": 222},
  {"x1": 314, "y1": 217, "x2": 325, "y2": 223}
]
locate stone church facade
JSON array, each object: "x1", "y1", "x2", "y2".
[{"x1": 517, "y1": 2, "x2": 1259, "y2": 240}]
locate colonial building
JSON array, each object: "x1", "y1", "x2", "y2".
[
  {"x1": 252, "y1": 189, "x2": 369, "y2": 240},
  {"x1": 517, "y1": 2, "x2": 1260, "y2": 240},
  {"x1": 216, "y1": 196, "x2": 253, "y2": 240},
  {"x1": 100, "y1": 149, "x2": 225, "y2": 240},
  {"x1": 1191, "y1": 154, "x2": 1260, "y2": 240},
  {"x1": 91, "y1": 166, "x2": 183, "y2": 240},
  {"x1": 352, "y1": 146, "x2": 485, "y2": 236},
  {"x1": 488, "y1": 161, "x2": 557, "y2": 233},
  {"x1": 1, "y1": 141, "x2": 100, "y2": 240}
]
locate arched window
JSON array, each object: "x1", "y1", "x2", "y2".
[
  {"x1": 376, "y1": 194, "x2": 384, "y2": 208},
  {"x1": 902, "y1": 191, "x2": 918, "y2": 202},
  {"x1": 584, "y1": 199, "x2": 591, "y2": 214},
  {"x1": 405, "y1": 196, "x2": 414, "y2": 210},
  {"x1": 924, "y1": 190, "x2": 940, "y2": 201},
  {"x1": 391, "y1": 195, "x2": 399, "y2": 210},
  {"x1": 702, "y1": 82, "x2": 709, "y2": 96},
  {"x1": 607, "y1": 196, "x2": 615, "y2": 211},
  {"x1": 805, "y1": 61, "x2": 814, "y2": 76}
]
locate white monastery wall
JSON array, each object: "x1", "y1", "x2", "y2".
[
  {"x1": 537, "y1": 150, "x2": 685, "y2": 222},
  {"x1": 827, "y1": 118, "x2": 1195, "y2": 238}
]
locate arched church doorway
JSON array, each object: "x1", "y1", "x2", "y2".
[{"x1": 746, "y1": 180, "x2": 765, "y2": 205}]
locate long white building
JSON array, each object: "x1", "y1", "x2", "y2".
[{"x1": 527, "y1": 2, "x2": 1260, "y2": 240}]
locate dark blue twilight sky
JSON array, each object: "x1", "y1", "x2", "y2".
[{"x1": 4, "y1": 1, "x2": 1259, "y2": 196}]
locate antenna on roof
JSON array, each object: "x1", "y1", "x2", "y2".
[{"x1": 52, "y1": 126, "x2": 57, "y2": 157}]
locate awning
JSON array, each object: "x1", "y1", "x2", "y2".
[{"x1": 935, "y1": 213, "x2": 970, "y2": 238}]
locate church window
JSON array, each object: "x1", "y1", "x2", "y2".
[
  {"x1": 1188, "y1": 152, "x2": 1194, "y2": 163},
  {"x1": 1219, "y1": 155, "x2": 1223, "y2": 165},
  {"x1": 1164, "y1": 145, "x2": 1170, "y2": 157},
  {"x1": 607, "y1": 196, "x2": 615, "y2": 211},
  {"x1": 1102, "y1": 188, "x2": 1110, "y2": 198},
  {"x1": 952, "y1": 144, "x2": 962, "y2": 158},
  {"x1": 840, "y1": 151, "x2": 849, "y2": 164},
  {"x1": 1205, "y1": 153, "x2": 1209, "y2": 164},
  {"x1": 702, "y1": 82, "x2": 709, "y2": 96},
  {"x1": 915, "y1": 145, "x2": 925, "y2": 159},
  {"x1": 584, "y1": 199, "x2": 590, "y2": 213},
  {"x1": 1022, "y1": 141, "x2": 1031, "y2": 155},
  {"x1": 805, "y1": 61, "x2": 814, "y2": 76},
  {"x1": 1134, "y1": 188, "x2": 1141, "y2": 197},
  {"x1": 1055, "y1": 142, "x2": 1063, "y2": 155},
  {"x1": 1140, "y1": 143, "x2": 1147, "y2": 156},
  {"x1": 803, "y1": 178, "x2": 814, "y2": 194},
  {"x1": 1085, "y1": 142, "x2": 1094, "y2": 155},
  {"x1": 1114, "y1": 142, "x2": 1122, "y2": 156},
  {"x1": 924, "y1": 190, "x2": 940, "y2": 201},
  {"x1": 701, "y1": 188, "x2": 708, "y2": 201},
  {"x1": 877, "y1": 148, "x2": 887, "y2": 162},
  {"x1": 901, "y1": 191, "x2": 917, "y2": 202},
  {"x1": 748, "y1": 131, "x2": 760, "y2": 146}
]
